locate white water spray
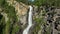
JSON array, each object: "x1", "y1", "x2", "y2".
[{"x1": 23, "y1": 6, "x2": 33, "y2": 34}]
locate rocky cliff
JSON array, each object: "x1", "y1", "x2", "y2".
[{"x1": 0, "y1": 0, "x2": 60, "y2": 34}]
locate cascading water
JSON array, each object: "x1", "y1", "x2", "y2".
[{"x1": 23, "y1": 6, "x2": 33, "y2": 34}]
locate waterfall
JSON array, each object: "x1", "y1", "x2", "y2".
[{"x1": 23, "y1": 6, "x2": 33, "y2": 34}]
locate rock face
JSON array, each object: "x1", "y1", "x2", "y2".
[
  {"x1": 14, "y1": 2, "x2": 29, "y2": 27},
  {"x1": 7, "y1": 0, "x2": 29, "y2": 27},
  {"x1": 47, "y1": 9, "x2": 60, "y2": 34},
  {"x1": 1, "y1": 0, "x2": 60, "y2": 34},
  {"x1": 6, "y1": 0, "x2": 60, "y2": 34},
  {"x1": 53, "y1": 9, "x2": 60, "y2": 34},
  {"x1": 6, "y1": 0, "x2": 39, "y2": 34}
]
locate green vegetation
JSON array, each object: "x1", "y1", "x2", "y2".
[
  {"x1": 16, "y1": 0, "x2": 60, "y2": 7},
  {"x1": 0, "y1": 0, "x2": 19, "y2": 34},
  {"x1": 32, "y1": 10, "x2": 46, "y2": 34},
  {"x1": 0, "y1": 0, "x2": 60, "y2": 34}
]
